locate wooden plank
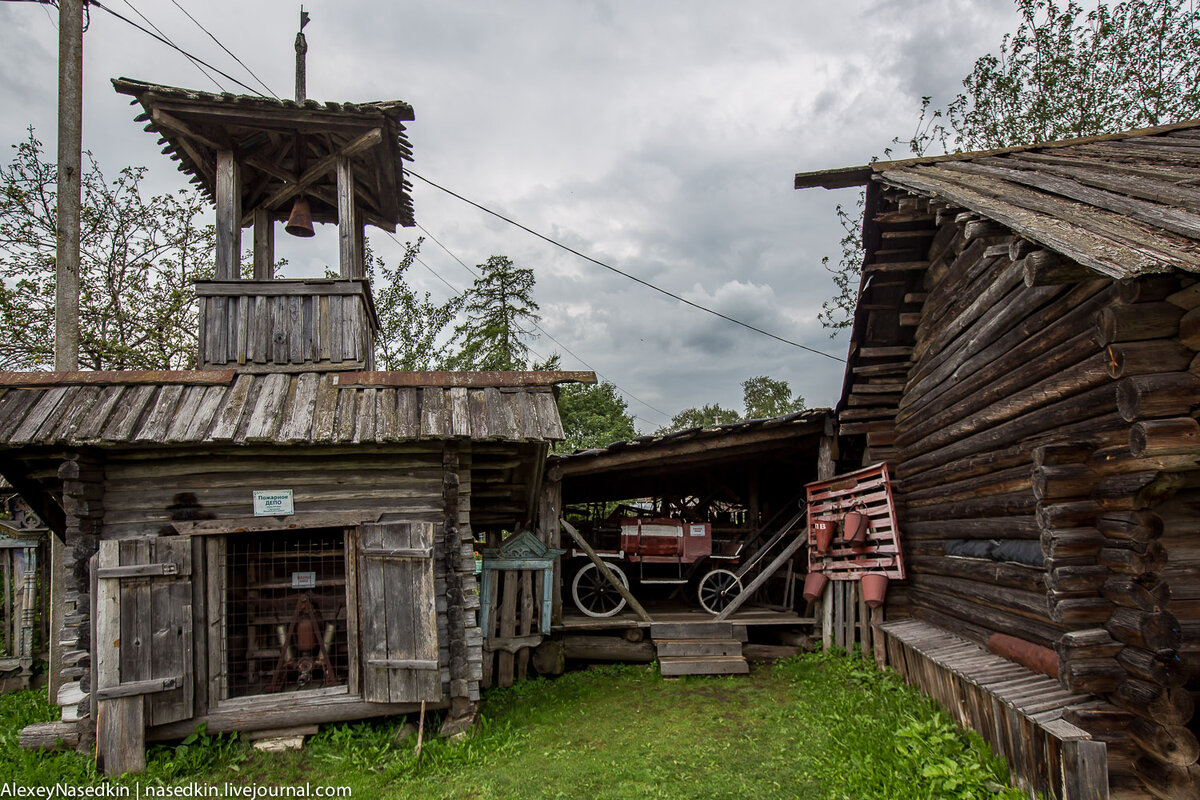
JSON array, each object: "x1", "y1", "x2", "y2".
[
  {"x1": 205, "y1": 537, "x2": 224, "y2": 707},
  {"x1": 420, "y1": 388, "x2": 447, "y2": 438},
  {"x1": 242, "y1": 373, "x2": 289, "y2": 442},
  {"x1": 374, "y1": 388, "x2": 398, "y2": 442},
  {"x1": 310, "y1": 376, "x2": 338, "y2": 443},
  {"x1": 10, "y1": 387, "x2": 69, "y2": 444},
  {"x1": 517, "y1": 569, "x2": 535, "y2": 681},
  {"x1": 208, "y1": 375, "x2": 254, "y2": 441},
  {"x1": 215, "y1": 150, "x2": 241, "y2": 280},
  {"x1": 396, "y1": 387, "x2": 418, "y2": 438},
  {"x1": 344, "y1": 527, "x2": 360, "y2": 697},
  {"x1": 329, "y1": 295, "x2": 343, "y2": 363},
  {"x1": 496, "y1": 570, "x2": 518, "y2": 688},
  {"x1": 288, "y1": 295, "x2": 303, "y2": 364},
  {"x1": 277, "y1": 372, "x2": 319, "y2": 442},
  {"x1": 449, "y1": 387, "x2": 470, "y2": 437},
  {"x1": 148, "y1": 539, "x2": 192, "y2": 725},
  {"x1": 100, "y1": 385, "x2": 156, "y2": 441},
  {"x1": 333, "y1": 387, "x2": 357, "y2": 443},
  {"x1": 354, "y1": 388, "x2": 377, "y2": 443}
]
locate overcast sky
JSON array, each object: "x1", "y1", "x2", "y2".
[{"x1": 0, "y1": 0, "x2": 1017, "y2": 431}]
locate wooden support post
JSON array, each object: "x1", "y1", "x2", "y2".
[
  {"x1": 337, "y1": 156, "x2": 359, "y2": 279},
  {"x1": 559, "y1": 519, "x2": 651, "y2": 623},
  {"x1": 252, "y1": 208, "x2": 274, "y2": 280},
  {"x1": 215, "y1": 151, "x2": 241, "y2": 280}
]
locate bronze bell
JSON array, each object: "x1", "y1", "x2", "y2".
[{"x1": 284, "y1": 196, "x2": 315, "y2": 237}]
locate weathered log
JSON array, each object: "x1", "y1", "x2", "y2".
[
  {"x1": 1113, "y1": 679, "x2": 1194, "y2": 727},
  {"x1": 1050, "y1": 597, "x2": 1114, "y2": 625},
  {"x1": 907, "y1": 587, "x2": 1063, "y2": 649},
  {"x1": 1179, "y1": 307, "x2": 1200, "y2": 351},
  {"x1": 1046, "y1": 565, "x2": 1110, "y2": 593},
  {"x1": 19, "y1": 721, "x2": 80, "y2": 752},
  {"x1": 530, "y1": 638, "x2": 565, "y2": 676},
  {"x1": 1055, "y1": 628, "x2": 1123, "y2": 661},
  {"x1": 1116, "y1": 275, "x2": 1182, "y2": 304},
  {"x1": 1100, "y1": 542, "x2": 1168, "y2": 577},
  {"x1": 905, "y1": 572, "x2": 1050, "y2": 621},
  {"x1": 898, "y1": 278, "x2": 1108, "y2": 426},
  {"x1": 1117, "y1": 373, "x2": 1200, "y2": 423},
  {"x1": 904, "y1": 464, "x2": 1030, "y2": 506},
  {"x1": 1132, "y1": 418, "x2": 1200, "y2": 458},
  {"x1": 963, "y1": 219, "x2": 1010, "y2": 241},
  {"x1": 1059, "y1": 657, "x2": 1124, "y2": 694},
  {"x1": 1041, "y1": 528, "x2": 1105, "y2": 559},
  {"x1": 1098, "y1": 510, "x2": 1164, "y2": 543},
  {"x1": 1096, "y1": 302, "x2": 1184, "y2": 346},
  {"x1": 1101, "y1": 575, "x2": 1171, "y2": 612},
  {"x1": 1009, "y1": 238, "x2": 1038, "y2": 262},
  {"x1": 1033, "y1": 464, "x2": 1097, "y2": 502},
  {"x1": 1091, "y1": 470, "x2": 1162, "y2": 506},
  {"x1": 1106, "y1": 340, "x2": 1195, "y2": 379},
  {"x1": 908, "y1": 554, "x2": 1044, "y2": 593},
  {"x1": 905, "y1": 491, "x2": 1038, "y2": 522},
  {"x1": 900, "y1": 515, "x2": 1040, "y2": 541},
  {"x1": 1117, "y1": 646, "x2": 1186, "y2": 687},
  {"x1": 561, "y1": 635, "x2": 655, "y2": 663},
  {"x1": 1130, "y1": 716, "x2": 1200, "y2": 767},
  {"x1": 1034, "y1": 443, "x2": 1094, "y2": 468},
  {"x1": 1038, "y1": 501, "x2": 1101, "y2": 530},
  {"x1": 1023, "y1": 249, "x2": 1093, "y2": 286},
  {"x1": 1132, "y1": 756, "x2": 1200, "y2": 800},
  {"x1": 1106, "y1": 607, "x2": 1181, "y2": 652}
]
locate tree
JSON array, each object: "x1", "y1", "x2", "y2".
[
  {"x1": 369, "y1": 237, "x2": 463, "y2": 371},
  {"x1": 820, "y1": 0, "x2": 1200, "y2": 331},
  {"x1": 555, "y1": 380, "x2": 638, "y2": 453},
  {"x1": 659, "y1": 375, "x2": 805, "y2": 433},
  {"x1": 0, "y1": 130, "x2": 215, "y2": 370},
  {"x1": 661, "y1": 404, "x2": 741, "y2": 433},
  {"x1": 905, "y1": 0, "x2": 1200, "y2": 155},
  {"x1": 742, "y1": 375, "x2": 806, "y2": 419},
  {"x1": 447, "y1": 255, "x2": 540, "y2": 370}
]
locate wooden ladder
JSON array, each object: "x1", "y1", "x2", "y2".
[{"x1": 652, "y1": 622, "x2": 750, "y2": 676}]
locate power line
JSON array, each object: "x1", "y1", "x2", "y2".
[
  {"x1": 393, "y1": 225, "x2": 676, "y2": 424},
  {"x1": 407, "y1": 169, "x2": 845, "y2": 363},
  {"x1": 119, "y1": 0, "x2": 226, "y2": 92},
  {"x1": 167, "y1": 0, "x2": 279, "y2": 99},
  {"x1": 89, "y1": 0, "x2": 266, "y2": 96}
]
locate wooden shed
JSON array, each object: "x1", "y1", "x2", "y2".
[
  {"x1": 796, "y1": 119, "x2": 1200, "y2": 799},
  {"x1": 6, "y1": 77, "x2": 593, "y2": 775}
]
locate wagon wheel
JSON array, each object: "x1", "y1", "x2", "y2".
[
  {"x1": 572, "y1": 562, "x2": 629, "y2": 618},
  {"x1": 698, "y1": 569, "x2": 742, "y2": 615}
]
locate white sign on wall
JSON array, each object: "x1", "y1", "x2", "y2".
[{"x1": 253, "y1": 489, "x2": 294, "y2": 517}]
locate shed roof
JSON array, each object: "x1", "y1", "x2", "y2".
[
  {"x1": 552, "y1": 409, "x2": 830, "y2": 501},
  {"x1": 795, "y1": 119, "x2": 1200, "y2": 279},
  {"x1": 113, "y1": 78, "x2": 416, "y2": 231},
  {"x1": 0, "y1": 370, "x2": 590, "y2": 449}
]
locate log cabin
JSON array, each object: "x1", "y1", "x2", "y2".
[
  {"x1": 4, "y1": 77, "x2": 592, "y2": 775},
  {"x1": 796, "y1": 119, "x2": 1200, "y2": 799}
]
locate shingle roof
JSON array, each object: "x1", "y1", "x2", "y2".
[
  {"x1": 0, "y1": 371, "x2": 568, "y2": 448},
  {"x1": 112, "y1": 78, "x2": 416, "y2": 230},
  {"x1": 796, "y1": 119, "x2": 1200, "y2": 279}
]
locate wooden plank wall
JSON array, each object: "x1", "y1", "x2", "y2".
[
  {"x1": 101, "y1": 446, "x2": 445, "y2": 539},
  {"x1": 860, "y1": 187, "x2": 1200, "y2": 798},
  {"x1": 883, "y1": 619, "x2": 1106, "y2": 800},
  {"x1": 198, "y1": 288, "x2": 373, "y2": 371}
]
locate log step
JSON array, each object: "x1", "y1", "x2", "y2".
[
  {"x1": 659, "y1": 656, "x2": 750, "y2": 677},
  {"x1": 655, "y1": 638, "x2": 742, "y2": 658},
  {"x1": 19, "y1": 721, "x2": 79, "y2": 752},
  {"x1": 650, "y1": 621, "x2": 736, "y2": 640}
]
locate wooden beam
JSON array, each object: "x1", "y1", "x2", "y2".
[
  {"x1": 560, "y1": 519, "x2": 651, "y2": 623},
  {"x1": 252, "y1": 209, "x2": 274, "y2": 280},
  {"x1": 338, "y1": 155, "x2": 359, "y2": 278},
  {"x1": 248, "y1": 128, "x2": 382, "y2": 223},
  {"x1": 714, "y1": 525, "x2": 807, "y2": 622},
  {"x1": 215, "y1": 150, "x2": 241, "y2": 280}
]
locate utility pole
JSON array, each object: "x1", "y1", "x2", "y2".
[
  {"x1": 56, "y1": 0, "x2": 82, "y2": 372},
  {"x1": 49, "y1": 0, "x2": 84, "y2": 709}
]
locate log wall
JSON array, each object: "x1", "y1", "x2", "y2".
[
  {"x1": 848, "y1": 187, "x2": 1200, "y2": 799},
  {"x1": 86, "y1": 443, "x2": 484, "y2": 738}
]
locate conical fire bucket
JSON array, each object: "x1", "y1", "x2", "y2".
[
  {"x1": 843, "y1": 510, "x2": 870, "y2": 545},
  {"x1": 802, "y1": 572, "x2": 829, "y2": 603},
  {"x1": 861, "y1": 573, "x2": 888, "y2": 608},
  {"x1": 812, "y1": 520, "x2": 836, "y2": 554}
]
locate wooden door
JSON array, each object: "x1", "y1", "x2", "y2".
[
  {"x1": 95, "y1": 537, "x2": 193, "y2": 774},
  {"x1": 358, "y1": 521, "x2": 441, "y2": 703}
]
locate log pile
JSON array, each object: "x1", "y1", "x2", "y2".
[{"x1": 841, "y1": 183, "x2": 1200, "y2": 798}]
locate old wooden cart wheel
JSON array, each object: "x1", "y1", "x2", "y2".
[
  {"x1": 698, "y1": 569, "x2": 742, "y2": 615},
  {"x1": 572, "y1": 562, "x2": 629, "y2": 618}
]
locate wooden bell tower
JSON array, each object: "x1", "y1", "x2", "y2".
[{"x1": 113, "y1": 27, "x2": 415, "y2": 372}]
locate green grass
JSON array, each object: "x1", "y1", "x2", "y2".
[{"x1": 0, "y1": 652, "x2": 1027, "y2": 800}]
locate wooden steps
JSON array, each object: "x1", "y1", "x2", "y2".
[{"x1": 651, "y1": 622, "x2": 750, "y2": 676}]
